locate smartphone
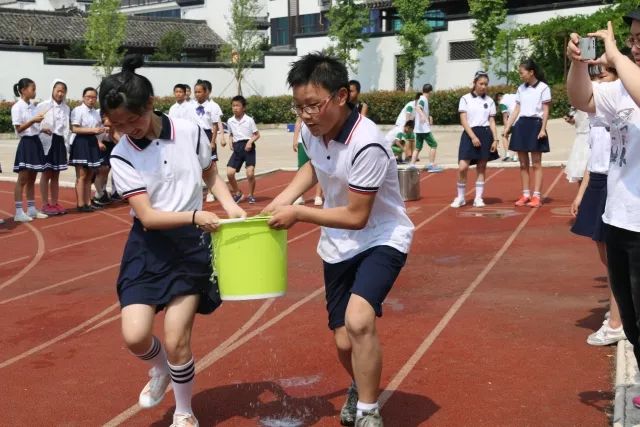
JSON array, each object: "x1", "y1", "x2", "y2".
[{"x1": 579, "y1": 37, "x2": 596, "y2": 61}]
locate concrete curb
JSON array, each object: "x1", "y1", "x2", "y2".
[
  {"x1": 614, "y1": 340, "x2": 626, "y2": 427},
  {"x1": 613, "y1": 339, "x2": 640, "y2": 427}
]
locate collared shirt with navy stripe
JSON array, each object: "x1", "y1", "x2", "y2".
[{"x1": 300, "y1": 107, "x2": 414, "y2": 263}]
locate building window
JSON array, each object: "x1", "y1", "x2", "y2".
[
  {"x1": 449, "y1": 40, "x2": 478, "y2": 61},
  {"x1": 425, "y1": 9, "x2": 446, "y2": 31},
  {"x1": 363, "y1": 9, "x2": 381, "y2": 34},
  {"x1": 271, "y1": 16, "x2": 290, "y2": 46},
  {"x1": 135, "y1": 9, "x2": 180, "y2": 18},
  {"x1": 298, "y1": 13, "x2": 327, "y2": 34}
]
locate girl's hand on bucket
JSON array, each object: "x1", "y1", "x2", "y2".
[
  {"x1": 225, "y1": 204, "x2": 247, "y2": 220},
  {"x1": 194, "y1": 210, "x2": 221, "y2": 232},
  {"x1": 268, "y1": 205, "x2": 298, "y2": 229}
]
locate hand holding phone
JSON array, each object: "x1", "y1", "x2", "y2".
[{"x1": 578, "y1": 37, "x2": 596, "y2": 61}]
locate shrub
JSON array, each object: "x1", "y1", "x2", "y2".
[{"x1": 0, "y1": 84, "x2": 573, "y2": 133}]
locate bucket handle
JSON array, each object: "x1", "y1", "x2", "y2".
[{"x1": 217, "y1": 217, "x2": 248, "y2": 225}]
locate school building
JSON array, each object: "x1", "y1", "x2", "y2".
[{"x1": 0, "y1": 0, "x2": 612, "y2": 98}]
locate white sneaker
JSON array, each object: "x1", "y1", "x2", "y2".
[
  {"x1": 450, "y1": 197, "x2": 466, "y2": 208},
  {"x1": 587, "y1": 320, "x2": 626, "y2": 346},
  {"x1": 314, "y1": 196, "x2": 323, "y2": 206},
  {"x1": 28, "y1": 209, "x2": 48, "y2": 219},
  {"x1": 605, "y1": 310, "x2": 611, "y2": 320},
  {"x1": 205, "y1": 193, "x2": 215, "y2": 202},
  {"x1": 138, "y1": 367, "x2": 171, "y2": 408},
  {"x1": 293, "y1": 196, "x2": 305, "y2": 205},
  {"x1": 473, "y1": 198, "x2": 485, "y2": 207},
  {"x1": 14, "y1": 211, "x2": 33, "y2": 222},
  {"x1": 171, "y1": 412, "x2": 199, "y2": 427}
]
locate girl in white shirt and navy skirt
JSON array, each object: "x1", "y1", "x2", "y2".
[
  {"x1": 11, "y1": 78, "x2": 48, "y2": 222},
  {"x1": 503, "y1": 59, "x2": 552, "y2": 208},
  {"x1": 451, "y1": 71, "x2": 499, "y2": 208},
  {"x1": 102, "y1": 55, "x2": 245, "y2": 427},
  {"x1": 38, "y1": 79, "x2": 70, "y2": 216},
  {"x1": 70, "y1": 87, "x2": 106, "y2": 212}
]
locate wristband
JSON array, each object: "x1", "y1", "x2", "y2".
[{"x1": 192, "y1": 210, "x2": 198, "y2": 226}]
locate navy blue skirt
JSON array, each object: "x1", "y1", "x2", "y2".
[
  {"x1": 459, "y1": 126, "x2": 499, "y2": 165},
  {"x1": 99, "y1": 140, "x2": 115, "y2": 167},
  {"x1": 509, "y1": 117, "x2": 550, "y2": 153},
  {"x1": 44, "y1": 134, "x2": 68, "y2": 171},
  {"x1": 571, "y1": 172, "x2": 607, "y2": 242},
  {"x1": 117, "y1": 219, "x2": 222, "y2": 315},
  {"x1": 70, "y1": 134, "x2": 102, "y2": 168},
  {"x1": 13, "y1": 135, "x2": 45, "y2": 172},
  {"x1": 203, "y1": 128, "x2": 218, "y2": 162}
]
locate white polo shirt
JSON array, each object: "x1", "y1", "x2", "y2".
[
  {"x1": 192, "y1": 100, "x2": 220, "y2": 130},
  {"x1": 587, "y1": 115, "x2": 610, "y2": 175},
  {"x1": 499, "y1": 94, "x2": 517, "y2": 116},
  {"x1": 210, "y1": 100, "x2": 223, "y2": 125},
  {"x1": 458, "y1": 92, "x2": 496, "y2": 127},
  {"x1": 37, "y1": 100, "x2": 70, "y2": 137},
  {"x1": 71, "y1": 103, "x2": 101, "y2": 128},
  {"x1": 394, "y1": 100, "x2": 416, "y2": 127},
  {"x1": 110, "y1": 113, "x2": 212, "y2": 216},
  {"x1": 11, "y1": 99, "x2": 39, "y2": 136},
  {"x1": 168, "y1": 101, "x2": 194, "y2": 121},
  {"x1": 515, "y1": 81, "x2": 552, "y2": 118},
  {"x1": 227, "y1": 114, "x2": 258, "y2": 142},
  {"x1": 414, "y1": 95, "x2": 431, "y2": 133},
  {"x1": 300, "y1": 108, "x2": 415, "y2": 263},
  {"x1": 593, "y1": 79, "x2": 640, "y2": 232}
]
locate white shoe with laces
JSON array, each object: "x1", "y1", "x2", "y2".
[
  {"x1": 473, "y1": 198, "x2": 485, "y2": 208},
  {"x1": 587, "y1": 320, "x2": 626, "y2": 346},
  {"x1": 14, "y1": 211, "x2": 33, "y2": 222},
  {"x1": 293, "y1": 196, "x2": 305, "y2": 205},
  {"x1": 171, "y1": 413, "x2": 199, "y2": 427},
  {"x1": 205, "y1": 193, "x2": 215, "y2": 202},
  {"x1": 450, "y1": 197, "x2": 466, "y2": 208},
  {"x1": 138, "y1": 367, "x2": 171, "y2": 408},
  {"x1": 314, "y1": 196, "x2": 323, "y2": 206}
]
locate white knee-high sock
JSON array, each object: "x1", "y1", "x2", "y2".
[
  {"x1": 134, "y1": 335, "x2": 169, "y2": 374},
  {"x1": 475, "y1": 181, "x2": 485, "y2": 200},
  {"x1": 456, "y1": 182, "x2": 465, "y2": 199},
  {"x1": 169, "y1": 358, "x2": 195, "y2": 415}
]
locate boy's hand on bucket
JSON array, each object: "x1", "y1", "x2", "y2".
[
  {"x1": 225, "y1": 204, "x2": 247, "y2": 220},
  {"x1": 194, "y1": 210, "x2": 222, "y2": 232},
  {"x1": 268, "y1": 205, "x2": 299, "y2": 229}
]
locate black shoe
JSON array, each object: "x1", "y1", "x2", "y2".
[
  {"x1": 77, "y1": 205, "x2": 93, "y2": 213},
  {"x1": 93, "y1": 193, "x2": 112, "y2": 206},
  {"x1": 110, "y1": 192, "x2": 122, "y2": 202},
  {"x1": 90, "y1": 202, "x2": 104, "y2": 210}
]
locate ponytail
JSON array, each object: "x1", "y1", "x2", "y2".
[{"x1": 13, "y1": 78, "x2": 34, "y2": 98}]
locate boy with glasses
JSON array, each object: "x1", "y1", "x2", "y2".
[{"x1": 264, "y1": 53, "x2": 414, "y2": 427}]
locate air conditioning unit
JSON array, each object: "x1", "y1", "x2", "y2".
[{"x1": 318, "y1": 0, "x2": 331, "y2": 10}]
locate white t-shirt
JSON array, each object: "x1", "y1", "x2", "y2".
[
  {"x1": 593, "y1": 79, "x2": 640, "y2": 232},
  {"x1": 499, "y1": 94, "x2": 517, "y2": 116},
  {"x1": 458, "y1": 93, "x2": 496, "y2": 127},
  {"x1": 227, "y1": 114, "x2": 258, "y2": 142},
  {"x1": 37, "y1": 100, "x2": 70, "y2": 137},
  {"x1": 192, "y1": 100, "x2": 220, "y2": 130},
  {"x1": 414, "y1": 95, "x2": 431, "y2": 133},
  {"x1": 110, "y1": 114, "x2": 212, "y2": 215},
  {"x1": 300, "y1": 108, "x2": 414, "y2": 263},
  {"x1": 168, "y1": 101, "x2": 194, "y2": 121},
  {"x1": 11, "y1": 99, "x2": 39, "y2": 136},
  {"x1": 515, "y1": 81, "x2": 552, "y2": 118},
  {"x1": 394, "y1": 100, "x2": 416, "y2": 127},
  {"x1": 587, "y1": 115, "x2": 610, "y2": 175}
]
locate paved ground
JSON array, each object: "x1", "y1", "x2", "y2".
[{"x1": 0, "y1": 118, "x2": 579, "y2": 185}]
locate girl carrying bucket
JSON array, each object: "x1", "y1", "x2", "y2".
[{"x1": 103, "y1": 55, "x2": 245, "y2": 427}]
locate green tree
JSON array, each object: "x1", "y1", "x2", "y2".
[
  {"x1": 85, "y1": 0, "x2": 127, "y2": 76},
  {"x1": 325, "y1": 0, "x2": 370, "y2": 73},
  {"x1": 394, "y1": 0, "x2": 432, "y2": 90},
  {"x1": 468, "y1": 0, "x2": 507, "y2": 70},
  {"x1": 151, "y1": 30, "x2": 186, "y2": 61},
  {"x1": 223, "y1": 0, "x2": 265, "y2": 95},
  {"x1": 493, "y1": 3, "x2": 633, "y2": 85}
]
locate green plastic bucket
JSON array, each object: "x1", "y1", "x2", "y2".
[{"x1": 212, "y1": 216, "x2": 287, "y2": 300}]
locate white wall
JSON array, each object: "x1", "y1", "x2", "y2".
[{"x1": 0, "y1": 49, "x2": 294, "y2": 100}]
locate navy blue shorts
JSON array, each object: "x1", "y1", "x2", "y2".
[
  {"x1": 227, "y1": 139, "x2": 256, "y2": 172},
  {"x1": 203, "y1": 129, "x2": 218, "y2": 162},
  {"x1": 323, "y1": 245, "x2": 407, "y2": 330}
]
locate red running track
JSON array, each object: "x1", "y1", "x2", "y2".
[{"x1": 0, "y1": 168, "x2": 613, "y2": 426}]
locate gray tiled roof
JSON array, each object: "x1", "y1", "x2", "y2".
[{"x1": 0, "y1": 8, "x2": 223, "y2": 49}]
